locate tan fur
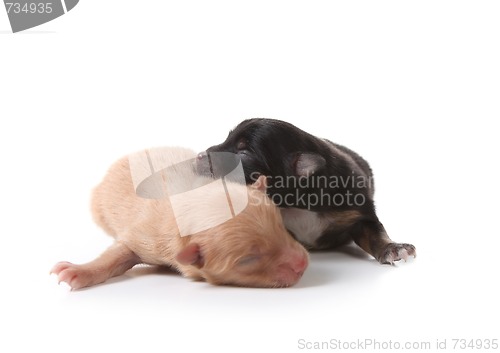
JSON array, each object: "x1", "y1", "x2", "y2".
[
  {"x1": 329, "y1": 210, "x2": 362, "y2": 228},
  {"x1": 52, "y1": 147, "x2": 308, "y2": 289}
]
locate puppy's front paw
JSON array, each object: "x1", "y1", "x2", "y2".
[
  {"x1": 378, "y1": 243, "x2": 416, "y2": 265},
  {"x1": 50, "y1": 261, "x2": 94, "y2": 290}
]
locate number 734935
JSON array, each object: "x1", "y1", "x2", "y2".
[{"x1": 5, "y1": 2, "x2": 53, "y2": 14}]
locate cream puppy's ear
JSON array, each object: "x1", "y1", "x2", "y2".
[
  {"x1": 251, "y1": 175, "x2": 268, "y2": 193},
  {"x1": 176, "y1": 243, "x2": 205, "y2": 268}
]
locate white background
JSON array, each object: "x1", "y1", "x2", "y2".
[{"x1": 1, "y1": 1, "x2": 499, "y2": 352}]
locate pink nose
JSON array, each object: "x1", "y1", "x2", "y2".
[
  {"x1": 276, "y1": 251, "x2": 309, "y2": 286},
  {"x1": 284, "y1": 251, "x2": 308, "y2": 277},
  {"x1": 197, "y1": 152, "x2": 207, "y2": 160},
  {"x1": 291, "y1": 255, "x2": 308, "y2": 275}
]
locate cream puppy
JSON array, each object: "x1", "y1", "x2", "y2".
[{"x1": 51, "y1": 147, "x2": 308, "y2": 289}]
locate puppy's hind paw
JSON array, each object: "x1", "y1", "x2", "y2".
[{"x1": 378, "y1": 243, "x2": 416, "y2": 265}]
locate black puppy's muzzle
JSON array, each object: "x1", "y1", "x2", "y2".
[
  {"x1": 196, "y1": 151, "x2": 213, "y2": 177},
  {"x1": 196, "y1": 150, "x2": 243, "y2": 180}
]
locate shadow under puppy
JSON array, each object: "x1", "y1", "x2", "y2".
[
  {"x1": 51, "y1": 147, "x2": 308, "y2": 289},
  {"x1": 199, "y1": 119, "x2": 416, "y2": 264}
]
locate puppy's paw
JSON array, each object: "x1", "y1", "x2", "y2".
[
  {"x1": 50, "y1": 261, "x2": 95, "y2": 290},
  {"x1": 378, "y1": 243, "x2": 416, "y2": 265}
]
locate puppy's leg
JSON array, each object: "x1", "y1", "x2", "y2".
[
  {"x1": 51, "y1": 242, "x2": 141, "y2": 290},
  {"x1": 351, "y1": 221, "x2": 416, "y2": 265}
]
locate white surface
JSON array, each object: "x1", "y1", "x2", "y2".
[{"x1": 1, "y1": 1, "x2": 499, "y2": 352}]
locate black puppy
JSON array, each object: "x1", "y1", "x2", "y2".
[{"x1": 199, "y1": 118, "x2": 415, "y2": 264}]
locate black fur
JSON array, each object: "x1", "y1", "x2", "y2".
[{"x1": 199, "y1": 118, "x2": 416, "y2": 264}]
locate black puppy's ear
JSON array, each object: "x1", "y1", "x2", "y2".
[{"x1": 291, "y1": 153, "x2": 326, "y2": 176}]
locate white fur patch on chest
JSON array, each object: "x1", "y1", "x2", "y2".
[{"x1": 280, "y1": 208, "x2": 329, "y2": 248}]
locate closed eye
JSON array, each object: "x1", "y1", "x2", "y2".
[
  {"x1": 236, "y1": 138, "x2": 248, "y2": 151},
  {"x1": 237, "y1": 255, "x2": 261, "y2": 267}
]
